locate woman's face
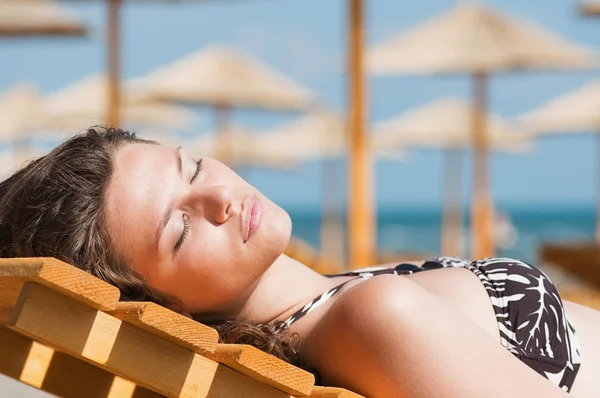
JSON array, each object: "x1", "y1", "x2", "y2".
[{"x1": 104, "y1": 142, "x2": 292, "y2": 315}]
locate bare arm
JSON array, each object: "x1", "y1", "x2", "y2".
[{"x1": 303, "y1": 275, "x2": 570, "y2": 398}]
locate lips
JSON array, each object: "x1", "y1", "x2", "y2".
[{"x1": 242, "y1": 194, "x2": 262, "y2": 243}]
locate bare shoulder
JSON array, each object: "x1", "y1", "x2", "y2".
[
  {"x1": 309, "y1": 273, "x2": 420, "y2": 332},
  {"x1": 300, "y1": 274, "x2": 572, "y2": 398},
  {"x1": 336, "y1": 273, "x2": 423, "y2": 315},
  {"x1": 299, "y1": 275, "x2": 421, "y2": 394},
  {"x1": 308, "y1": 274, "x2": 420, "y2": 337}
]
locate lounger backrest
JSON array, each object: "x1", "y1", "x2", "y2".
[{"x1": 0, "y1": 257, "x2": 365, "y2": 398}]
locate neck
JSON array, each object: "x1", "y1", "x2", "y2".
[{"x1": 232, "y1": 254, "x2": 342, "y2": 325}]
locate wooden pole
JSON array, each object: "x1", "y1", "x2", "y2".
[
  {"x1": 440, "y1": 148, "x2": 464, "y2": 257},
  {"x1": 471, "y1": 71, "x2": 495, "y2": 259},
  {"x1": 320, "y1": 158, "x2": 345, "y2": 271},
  {"x1": 580, "y1": 5, "x2": 600, "y2": 244},
  {"x1": 214, "y1": 104, "x2": 234, "y2": 166},
  {"x1": 107, "y1": 0, "x2": 121, "y2": 127},
  {"x1": 596, "y1": 132, "x2": 600, "y2": 243},
  {"x1": 347, "y1": 0, "x2": 374, "y2": 269}
]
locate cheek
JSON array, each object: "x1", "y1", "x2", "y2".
[
  {"x1": 184, "y1": 230, "x2": 234, "y2": 279},
  {"x1": 154, "y1": 204, "x2": 291, "y2": 314},
  {"x1": 172, "y1": 231, "x2": 249, "y2": 311}
]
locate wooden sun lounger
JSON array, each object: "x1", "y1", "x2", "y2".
[{"x1": 0, "y1": 257, "x2": 365, "y2": 398}]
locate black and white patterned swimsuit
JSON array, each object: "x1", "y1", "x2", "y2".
[{"x1": 276, "y1": 257, "x2": 581, "y2": 392}]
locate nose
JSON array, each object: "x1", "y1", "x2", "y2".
[{"x1": 190, "y1": 185, "x2": 235, "y2": 225}]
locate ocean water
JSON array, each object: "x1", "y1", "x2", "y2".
[{"x1": 287, "y1": 205, "x2": 597, "y2": 265}]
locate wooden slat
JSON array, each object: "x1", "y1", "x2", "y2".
[
  {"x1": 0, "y1": 327, "x2": 160, "y2": 398},
  {"x1": 8, "y1": 282, "x2": 292, "y2": 398},
  {"x1": 110, "y1": 301, "x2": 218, "y2": 354},
  {"x1": 19, "y1": 340, "x2": 53, "y2": 388},
  {"x1": 109, "y1": 377, "x2": 168, "y2": 398},
  {"x1": 43, "y1": 352, "x2": 159, "y2": 398},
  {"x1": 0, "y1": 257, "x2": 119, "y2": 311},
  {"x1": 0, "y1": 327, "x2": 36, "y2": 382},
  {"x1": 108, "y1": 377, "x2": 137, "y2": 397},
  {"x1": 208, "y1": 344, "x2": 314, "y2": 396},
  {"x1": 309, "y1": 386, "x2": 365, "y2": 398},
  {"x1": 131, "y1": 386, "x2": 168, "y2": 398},
  {"x1": 0, "y1": 306, "x2": 12, "y2": 325}
]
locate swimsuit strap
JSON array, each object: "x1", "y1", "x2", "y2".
[
  {"x1": 275, "y1": 262, "x2": 442, "y2": 333},
  {"x1": 274, "y1": 276, "x2": 362, "y2": 333}
]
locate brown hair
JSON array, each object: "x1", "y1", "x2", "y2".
[{"x1": 0, "y1": 126, "x2": 306, "y2": 369}]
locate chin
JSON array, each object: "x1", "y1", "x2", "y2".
[
  {"x1": 273, "y1": 209, "x2": 293, "y2": 251},
  {"x1": 254, "y1": 213, "x2": 291, "y2": 272},
  {"x1": 262, "y1": 207, "x2": 292, "y2": 255},
  {"x1": 280, "y1": 211, "x2": 293, "y2": 245}
]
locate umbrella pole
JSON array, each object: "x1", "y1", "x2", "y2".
[
  {"x1": 441, "y1": 147, "x2": 464, "y2": 257},
  {"x1": 347, "y1": 0, "x2": 374, "y2": 269},
  {"x1": 470, "y1": 71, "x2": 495, "y2": 259},
  {"x1": 580, "y1": 6, "x2": 600, "y2": 242},
  {"x1": 107, "y1": 0, "x2": 121, "y2": 127},
  {"x1": 596, "y1": 131, "x2": 600, "y2": 243},
  {"x1": 320, "y1": 158, "x2": 345, "y2": 272},
  {"x1": 214, "y1": 104, "x2": 233, "y2": 166}
]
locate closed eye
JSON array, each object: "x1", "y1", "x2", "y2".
[
  {"x1": 174, "y1": 158, "x2": 202, "y2": 252},
  {"x1": 191, "y1": 159, "x2": 203, "y2": 184},
  {"x1": 175, "y1": 214, "x2": 191, "y2": 251}
]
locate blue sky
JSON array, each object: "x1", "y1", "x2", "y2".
[{"x1": 3, "y1": 0, "x2": 600, "y2": 210}]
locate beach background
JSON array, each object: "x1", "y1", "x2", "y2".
[
  {"x1": 288, "y1": 204, "x2": 597, "y2": 264},
  {"x1": 2, "y1": 0, "x2": 600, "y2": 395}
]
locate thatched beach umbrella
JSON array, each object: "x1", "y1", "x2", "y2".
[
  {"x1": 580, "y1": 2, "x2": 600, "y2": 16},
  {"x1": 0, "y1": 84, "x2": 47, "y2": 175},
  {"x1": 374, "y1": 98, "x2": 531, "y2": 150},
  {"x1": 0, "y1": 0, "x2": 86, "y2": 37},
  {"x1": 258, "y1": 110, "x2": 405, "y2": 161},
  {"x1": 140, "y1": 45, "x2": 315, "y2": 115},
  {"x1": 95, "y1": 1, "x2": 284, "y2": 134},
  {"x1": 0, "y1": 146, "x2": 46, "y2": 177},
  {"x1": 258, "y1": 111, "x2": 347, "y2": 160},
  {"x1": 519, "y1": 80, "x2": 600, "y2": 132},
  {"x1": 0, "y1": 0, "x2": 87, "y2": 146},
  {"x1": 367, "y1": 2, "x2": 598, "y2": 259},
  {"x1": 38, "y1": 74, "x2": 194, "y2": 136},
  {"x1": 185, "y1": 124, "x2": 299, "y2": 170},
  {"x1": 373, "y1": 97, "x2": 531, "y2": 257},
  {"x1": 138, "y1": 45, "x2": 316, "y2": 166},
  {"x1": 518, "y1": 79, "x2": 600, "y2": 242},
  {"x1": 0, "y1": 84, "x2": 42, "y2": 142}
]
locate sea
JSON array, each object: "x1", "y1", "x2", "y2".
[{"x1": 287, "y1": 204, "x2": 597, "y2": 265}]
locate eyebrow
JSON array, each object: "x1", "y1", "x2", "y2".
[{"x1": 155, "y1": 146, "x2": 183, "y2": 252}]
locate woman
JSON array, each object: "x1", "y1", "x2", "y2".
[{"x1": 0, "y1": 127, "x2": 598, "y2": 398}]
